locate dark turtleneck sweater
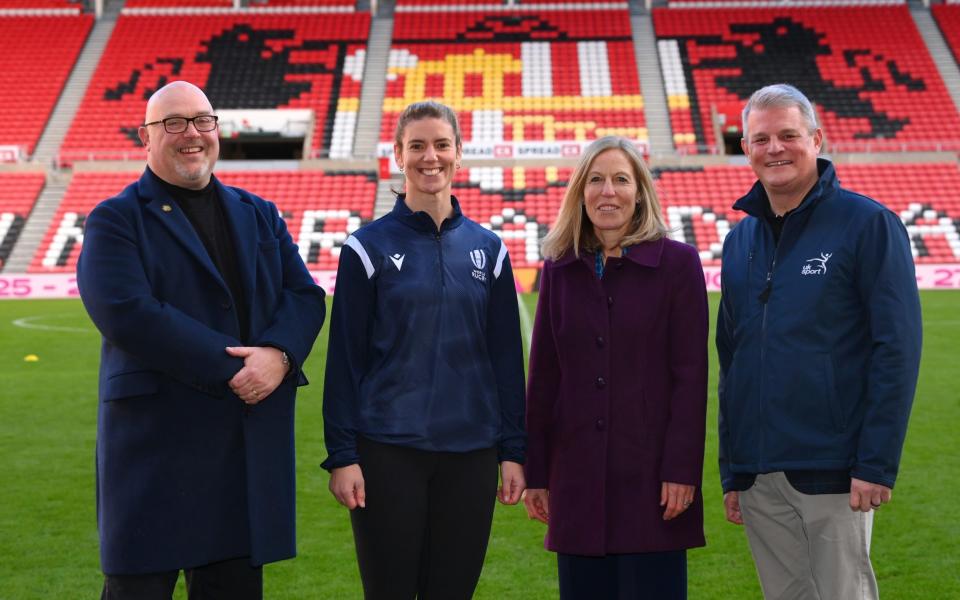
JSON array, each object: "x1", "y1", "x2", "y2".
[{"x1": 152, "y1": 169, "x2": 250, "y2": 342}]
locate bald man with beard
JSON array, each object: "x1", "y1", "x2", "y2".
[{"x1": 78, "y1": 81, "x2": 326, "y2": 599}]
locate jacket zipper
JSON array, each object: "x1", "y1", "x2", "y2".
[
  {"x1": 757, "y1": 214, "x2": 785, "y2": 472},
  {"x1": 435, "y1": 230, "x2": 445, "y2": 288}
]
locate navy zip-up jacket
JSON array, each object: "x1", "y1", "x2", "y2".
[
  {"x1": 321, "y1": 195, "x2": 526, "y2": 470},
  {"x1": 717, "y1": 159, "x2": 922, "y2": 493}
]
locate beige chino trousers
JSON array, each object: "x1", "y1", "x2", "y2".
[{"x1": 739, "y1": 472, "x2": 878, "y2": 600}]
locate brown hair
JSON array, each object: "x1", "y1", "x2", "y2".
[{"x1": 394, "y1": 100, "x2": 462, "y2": 149}]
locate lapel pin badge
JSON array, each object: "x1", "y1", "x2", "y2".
[{"x1": 162, "y1": 204, "x2": 172, "y2": 212}]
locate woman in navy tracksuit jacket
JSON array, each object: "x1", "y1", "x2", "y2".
[{"x1": 321, "y1": 101, "x2": 526, "y2": 599}]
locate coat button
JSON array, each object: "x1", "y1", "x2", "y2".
[
  {"x1": 607, "y1": 296, "x2": 614, "y2": 306},
  {"x1": 221, "y1": 300, "x2": 232, "y2": 310},
  {"x1": 596, "y1": 376, "x2": 606, "y2": 389},
  {"x1": 596, "y1": 336, "x2": 605, "y2": 348},
  {"x1": 596, "y1": 419, "x2": 605, "y2": 431}
]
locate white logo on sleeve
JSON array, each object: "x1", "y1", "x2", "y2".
[
  {"x1": 801, "y1": 252, "x2": 832, "y2": 276},
  {"x1": 470, "y1": 249, "x2": 487, "y2": 281},
  {"x1": 389, "y1": 253, "x2": 405, "y2": 271}
]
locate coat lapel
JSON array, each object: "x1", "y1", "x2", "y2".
[
  {"x1": 139, "y1": 170, "x2": 228, "y2": 291},
  {"x1": 216, "y1": 177, "x2": 258, "y2": 312}
]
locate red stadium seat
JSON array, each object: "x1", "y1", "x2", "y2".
[
  {"x1": 0, "y1": 0, "x2": 83, "y2": 10},
  {"x1": 0, "y1": 15, "x2": 93, "y2": 156},
  {"x1": 123, "y1": 0, "x2": 233, "y2": 7},
  {"x1": 248, "y1": 0, "x2": 354, "y2": 6}
]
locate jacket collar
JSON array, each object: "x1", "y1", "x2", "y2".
[
  {"x1": 733, "y1": 158, "x2": 838, "y2": 219},
  {"x1": 552, "y1": 237, "x2": 665, "y2": 269},
  {"x1": 392, "y1": 193, "x2": 464, "y2": 234}
]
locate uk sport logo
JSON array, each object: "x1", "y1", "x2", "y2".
[
  {"x1": 801, "y1": 252, "x2": 832, "y2": 276},
  {"x1": 470, "y1": 249, "x2": 487, "y2": 282}
]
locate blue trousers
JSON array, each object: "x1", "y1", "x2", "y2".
[{"x1": 557, "y1": 550, "x2": 687, "y2": 600}]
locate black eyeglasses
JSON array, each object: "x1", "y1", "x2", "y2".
[{"x1": 143, "y1": 115, "x2": 219, "y2": 134}]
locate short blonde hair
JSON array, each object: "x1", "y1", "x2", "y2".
[{"x1": 541, "y1": 136, "x2": 667, "y2": 260}]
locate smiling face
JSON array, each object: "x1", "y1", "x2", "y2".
[
  {"x1": 583, "y1": 148, "x2": 639, "y2": 247},
  {"x1": 138, "y1": 82, "x2": 219, "y2": 190},
  {"x1": 394, "y1": 117, "x2": 461, "y2": 201},
  {"x1": 742, "y1": 104, "x2": 823, "y2": 210}
]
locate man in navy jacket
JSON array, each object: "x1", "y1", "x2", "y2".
[
  {"x1": 717, "y1": 84, "x2": 921, "y2": 599},
  {"x1": 78, "y1": 81, "x2": 325, "y2": 599}
]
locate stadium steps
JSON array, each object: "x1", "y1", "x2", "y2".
[
  {"x1": 911, "y1": 6, "x2": 960, "y2": 118},
  {"x1": 4, "y1": 172, "x2": 71, "y2": 274},
  {"x1": 32, "y1": 0, "x2": 122, "y2": 165},
  {"x1": 632, "y1": 14, "x2": 673, "y2": 156},
  {"x1": 374, "y1": 177, "x2": 399, "y2": 218},
  {"x1": 353, "y1": 16, "x2": 394, "y2": 158}
]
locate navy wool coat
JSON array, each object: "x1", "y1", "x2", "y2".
[
  {"x1": 525, "y1": 238, "x2": 708, "y2": 555},
  {"x1": 77, "y1": 169, "x2": 326, "y2": 574}
]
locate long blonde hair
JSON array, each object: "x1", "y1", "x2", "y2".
[{"x1": 541, "y1": 136, "x2": 668, "y2": 260}]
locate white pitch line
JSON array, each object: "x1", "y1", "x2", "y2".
[
  {"x1": 517, "y1": 293, "x2": 533, "y2": 353},
  {"x1": 12, "y1": 314, "x2": 93, "y2": 334}
]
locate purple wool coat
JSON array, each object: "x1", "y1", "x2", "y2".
[{"x1": 525, "y1": 237, "x2": 708, "y2": 555}]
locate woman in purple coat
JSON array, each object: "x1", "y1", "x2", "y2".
[{"x1": 523, "y1": 136, "x2": 708, "y2": 599}]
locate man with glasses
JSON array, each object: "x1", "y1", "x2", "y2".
[{"x1": 78, "y1": 81, "x2": 326, "y2": 599}]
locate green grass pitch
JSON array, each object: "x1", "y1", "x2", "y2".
[{"x1": 1, "y1": 292, "x2": 958, "y2": 599}]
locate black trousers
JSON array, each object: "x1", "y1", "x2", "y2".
[
  {"x1": 350, "y1": 437, "x2": 499, "y2": 600},
  {"x1": 101, "y1": 557, "x2": 262, "y2": 600},
  {"x1": 557, "y1": 550, "x2": 687, "y2": 600}
]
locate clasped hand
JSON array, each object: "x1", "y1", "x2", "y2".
[{"x1": 226, "y1": 346, "x2": 289, "y2": 404}]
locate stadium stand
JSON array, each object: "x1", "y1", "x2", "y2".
[
  {"x1": 3, "y1": 2, "x2": 960, "y2": 280},
  {"x1": 664, "y1": 0, "x2": 908, "y2": 4},
  {"x1": 454, "y1": 166, "x2": 572, "y2": 268},
  {"x1": 395, "y1": 0, "x2": 508, "y2": 6},
  {"x1": 0, "y1": 0, "x2": 84, "y2": 11},
  {"x1": 932, "y1": 4, "x2": 960, "y2": 68},
  {"x1": 25, "y1": 156, "x2": 960, "y2": 272},
  {"x1": 653, "y1": 6, "x2": 960, "y2": 153},
  {"x1": 518, "y1": 0, "x2": 622, "y2": 4},
  {"x1": 248, "y1": 0, "x2": 356, "y2": 6},
  {"x1": 0, "y1": 14, "x2": 93, "y2": 157},
  {"x1": 0, "y1": 173, "x2": 45, "y2": 270},
  {"x1": 382, "y1": 4, "x2": 647, "y2": 156},
  {"x1": 219, "y1": 170, "x2": 377, "y2": 270},
  {"x1": 28, "y1": 170, "x2": 376, "y2": 273},
  {"x1": 123, "y1": 0, "x2": 234, "y2": 7},
  {"x1": 655, "y1": 162, "x2": 960, "y2": 265},
  {"x1": 59, "y1": 11, "x2": 370, "y2": 164}
]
